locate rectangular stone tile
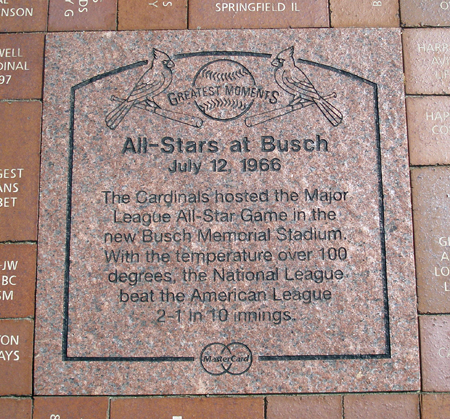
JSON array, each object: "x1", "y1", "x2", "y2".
[
  {"x1": 118, "y1": 0, "x2": 187, "y2": 30},
  {"x1": 406, "y1": 97, "x2": 450, "y2": 166},
  {"x1": 420, "y1": 315, "x2": 450, "y2": 391},
  {"x1": 403, "y1": 29, "x2": 450, "y2": 95},
  {"x1": 344, "y1": 394, "x2": 419, "y2": 419},
  {"x1": 401, "y1": 0, "x2": 450, "y2": 27},
  {"x1": 48, "y1": 0, "x2": 117, "y2": 31},
  {"x1": 421, "y1": 393, "x2": 450, "y2": 418},
  {"x1": 0, "y1": 101, "x2": 41, "y2": 242},
  {"x1": 33, "y1": 397, "x2": 109, "y2": 419},
  {"x1": 110, "y1": 397, "x2": 264, "y2": 419},
  {"x1": 0, "y1": 398, "x2": 32, "y2": 419},
  {"x1": 330, "y1": 0, "x2": 399, "y2": 28},
  {"x1": 411, "y1": 167, "x2": 450, "y2": 313},
  {"x1": 267, "y1": 395, "x2": 342, "y2": 419},
  {"x1": 0, "y1": 244, "x2": 36, "y2": 319},
  {"x1": 0, "y1": 319, "x2": 33, "y2": 395},
  {"x1": 0, "y1": 33, "x2": 44, "y2": 100},
  {"x1": 0, "y1": 0, "x2": 47, "y2": 32},
  {"x1": 34, "y1": 29, "x2": 419, "y2": 395},
  {"x1": 188, "y1": 0, "x2": 328, "y2": 29}
]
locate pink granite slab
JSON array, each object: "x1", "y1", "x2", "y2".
[{"x1": 35, "y1": 29, "x2": 419, "y2": 395}]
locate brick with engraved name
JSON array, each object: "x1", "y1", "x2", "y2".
[
  {"x1": 330, "y1": 0, "x2": 399, "y2": 27},
  {"x1": 420, "y1": 315, "x2": 450, "y2": 391},
  {"x1": 401, "y1": 0, "x2": 450, "y2": 27},
  {"x1": 0, "y1": 319, "x2": 33, "y2": 395},
  {"x1": 48, "y1": 0, "x2": 117, "y2": 31},
  {"x1": 0, "y1": 33, "x2": 44, "y2": 100},
  {"x1": 111, "y1": 397, "x2": 264, "y2": 419},
  {"x1": 0, "y1": 101, "x2": 41, "y2": 242},
  {"x1": 411, "y1": 167, "x2": 450, "y2": 313},
  {"x1": 0, "y1": 244, "x2": 36, "y2": 319},
  {"x1": 33, "y1": 397, "x2": 109, "y2": 419},
  {"x1": 188, "y1": 0, "x2": 329, "y2": 29},
  {"x1": 0, "y1": 0, "x2": 47, "y2": 32},
  {"x1": 118, "y1": 0, "x2": 187, "y2": 30},
  {"x1": 404, "y1": 28, "x2": 450, "y2": 94},
  {"x1": 407, "y1": 97, "x2": 450, "y2": 165}
]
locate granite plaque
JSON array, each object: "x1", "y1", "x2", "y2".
[{"x1": 35, "y1": 29, "x2": 419, "y2": 395}]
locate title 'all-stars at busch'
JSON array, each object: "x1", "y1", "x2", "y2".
[{"x1": 272, "y1": 46, "x2": 343, "y2": 127}]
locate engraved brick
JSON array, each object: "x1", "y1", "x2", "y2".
[
  {"x1": 403, "y1": 28, "x2": 450, "y2": 95},
  {"x1": 330, "y1": 0, "x2": 399, "y2": 28},
  {"x1": 267, "y1": 395, "x2": 342, "y2": 418},
  {"x1": 0, "y1": 101, "x2": 41, "y2": 242},
  {"x1": 411, "y1": 167, "x2": 450, "y2": 313},
  {"x1": 0, "y1": 398, "x2": 32, "y2": 419},
  {"x1": 111, "y1": 397, "x2": 264, "y2": 419},
  {"x1": 0, "y1": 0, "x2": 47, "y2": 32},
  {"x1": 421, "y1": 393, "x2": 450, "y2": 419},
  {"x1": 118, "y1": 0, "x2": 187, "y2": 30},
  {"x1": 48, "y1": 0, "x2": 117, "y2": 31},
  {"x1": 0, "y1": 33, "x2": 44, "y2": 100},
  {"x1": 420, "y1": 315, "x2": 450, "y2": 391},
  {"x1": 33, "y1": 397, "x2": 109, "y2": 419},
  {"x1": 34, "y1": 29, "x2": 419, "y2": 395},
  {"x1": 407, "y1": 97, "x2": 450, "y2": 166},
  {"x1": 401, "y1": 0, "x2": 450, "y2": 27},
  {"x1": 0, "y1": 244, "x2": 36, "y2": 319},
  {"x1": 344, "y1": 394, "x2": 419, "y2": 419},
  {"x1": 0, "y1": 319, "x2": 33, "y2": 395},
  {"x1": 188, "y1": 0, "x2": 329, "y2": 29}
]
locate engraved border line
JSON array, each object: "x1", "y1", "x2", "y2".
[{"x1": 63, "y1": 60, "x2": 195, "y2": 362}]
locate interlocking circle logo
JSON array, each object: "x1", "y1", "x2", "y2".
[{"x1": 200, "y1": 342, "x2": 253, "y2": 376}]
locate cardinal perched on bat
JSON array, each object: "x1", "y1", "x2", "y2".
[
  {"x1": 271, "y1": 46, "x2": 343, "y2": 127},
  {"x1": 106, "y1": 49, "x2": 174, "y2": 130}
]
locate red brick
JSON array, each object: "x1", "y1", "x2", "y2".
[
  {"x1": 403, "y1": 28, "x2": 450, "y2": 95},
  {"x1": 420, "y1": 316, "x2": 450, "y2": 391},
  {"x1": 118, "y1": 0, "x2": 187, "y2": 30},
  {"x1": 0, "y1": 33, "x2": 44, "y2": 100},
  {"x1": 411, "y1": 167, "x2": 450, "y2": 313},
  {"x1": 188, "y1": 0, "x2": 329, "y2": 29},
  {"x1": 407, "y1": 97, "x2": 450, "y2": 166},
  {"x1": 0, "y1": 101, "x2": 41, "y2": 242},
  {"x1": 0, "y1": 319, "x2": 33, "y2": 396},
  {"x1": 33, "y1": 397, "x2": 109, "y2": 419},
  {"x1": 48, "y1": 0, "x2": 117, "y2": 31},
  {"x1": 330, "y1": 0, "x2": 399, "y2": 27},
  {"x1": 111, "y1": 397, "x2": 264, "y2": 419},
  {"x1": 267, "y1": 395, "x2": 342, "y2": 418},
  {"x1": 401, "y1": 0, "x2": 450, "y2": 27},
  {"x1": 0, "y1": 0, "x2": 47, "y2": 32},
  {"x1": 0, "y1": 398, "x2": 31, "y2": 419},
  {"x1": 422, "y1": 393, "x2": 450, "y2": 418},
  {"x1": 0, "y1": 244, "x2": 36, "y2": 319},
  {"x1": 344, "y1": 394, "x2": 419, "y2": 419}
]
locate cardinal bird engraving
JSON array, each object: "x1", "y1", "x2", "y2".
[
  {"x1": 106, "y1": 49, "x2": 175, "y2": 130},
  {"x1": 271, "y1": 46, "x2": 343, "y2": 127}
]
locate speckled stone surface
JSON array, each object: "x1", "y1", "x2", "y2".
[{"x1": 35, "y1": 29, "x2": 419, "y2": 395}]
